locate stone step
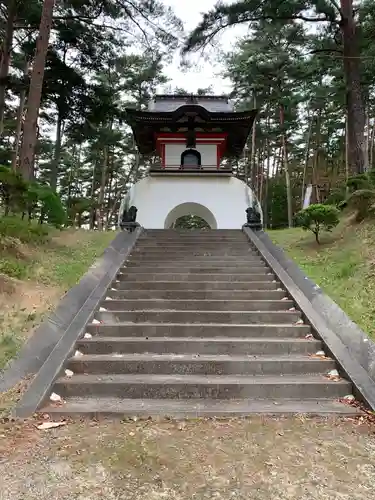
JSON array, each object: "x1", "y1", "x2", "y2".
[
  {"x1": 132, "y1": 247, "x2": 256, "y2": 252},
  {"x1": 100, "y1": 299, "x2": 294, "y2": 312},
  {"x1": 85, "y1": 323, "x2": 312, "y2": 339},
  {"x1": 139, "y1": 238, "x2": 248, "y2": 244},
  {"x1": 145, "y1": 229, "x2": 242, "y2": 233},
  {"x1": 128, "y1": 256, "x2": 262, "y2": 263},
  {"x1": 121, "y1": 265, "x2": 269, "y2": 274},
  {"x1": 117, "y1": 273, "x2": 275, "y2": 282},
  {"x1": 42, "y1": 397, "x2": 360, "y2": 418},
  {"x1": 136, "y1": 244, "x2": 250, "y2": 250},
  {"x1": 120, "y1": 262, "x2": 273, "y2": 275},
  {"x1": 54, "y1": 374, "x2": 351, "y2": 400},
  {"x1": 95, "y1": 309, "x2": 301, "y2": 324},
  {"x1": 125, "y1": 260, "x2": 267, "y2": 268},
  {"x1": 105, "y1": 289, "x2": 287, "y2": 301},
  {"x1": 131, "y1": 250, "x2": 259, "y2": 257},
  {"x1": 77, "y1": 336, "x2": 320, "y2": 356},
  {"x1": 136, "y1": 240, "x2": 249, "y2": 245},
  {"x1": 67, "y1": 354, "x2": 335, "y2": 376},
  {"x1": 113, "y1": 281, "x2": 282, "y2": 291},
  {"x1": 140, "y1": 232, "x2": 245, "y2": 237}
]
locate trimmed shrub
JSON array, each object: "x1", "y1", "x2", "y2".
[
  {"x1": 295, "y1": 204, "x2": 340, "y2": 244},
  {"x1": 27, "y1": 182, "x2": 67, "y2": 227},
  {"x1": 345, "y1": 189, "x2": 375, "y2": 222}
]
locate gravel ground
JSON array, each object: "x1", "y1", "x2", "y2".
[{"x1": 0, "y1": 416, "x2": 374, "y2": 499}]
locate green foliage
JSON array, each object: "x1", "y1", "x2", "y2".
[
  {"x1": 67, "y1": 197, "x2": 95, "y2": 226},
  {"x1": 30, "y1": 183, "x2": 67, "y2": 227},
  {"x1": 346, "y1": 174, "x2": 371, "y2": 193},
  {"x1": 344, "y1": 169, "x2": 375, "y2": 222},
  {"x1": 346, "y1": 189, "x2": 375, "y2": 222},
  {"x1": 0, "y1": 257, "x2": 28, "y2": 279},
  {"x1": 324, "y1": 188, "x2": 347, "y2": 207},
  {"x1": 174, "y1": 215, "x2": 210, "y2": 230},
  {"x1": 0, "y1": 166, "x2": 66, "y2": 227},
  {"x1": 0, "y1": 216, "x2": 50, "y2": 243},
  {"x1": 295, "y1": 204, "x2": 340, "y2": 243},
  {"x1": 267, "y1": 179, "x2": 289, "y2": 229},
  {"x1": 0, "y1": 165, "x2": 28, "y2": 214},
  {"x1": 0, "y1": 332, "x2": 22, "y2": 370}
]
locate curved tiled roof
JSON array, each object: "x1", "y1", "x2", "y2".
[{"x1": 125, "y1": 105, "x2": 258, "y2": 157}]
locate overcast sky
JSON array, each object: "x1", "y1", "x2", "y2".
[{"x1": 160, "y1": 0, "x2": 247, "y2": 94}]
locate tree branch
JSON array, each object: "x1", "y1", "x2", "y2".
[
  {"x1": 184, "y1": 14, "x2": 335, "y2": 54},
  {"x1": 309, "y1": 48, "x2": 343, "y2": 55}
]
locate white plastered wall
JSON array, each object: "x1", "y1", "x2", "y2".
[{"x1": 126, "y1": 175, "x2": 262, "y2": 229}]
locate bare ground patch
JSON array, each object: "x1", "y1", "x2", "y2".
[{"x1": 0, "y1": 416, "x2": 374, "y2": 499}]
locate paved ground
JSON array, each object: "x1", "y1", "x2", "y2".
[{"x1": 0, "y1": 416, "x2": 374, "y2": 499}]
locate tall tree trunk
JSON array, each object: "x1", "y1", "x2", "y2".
[
  {"x1": 89, "y1": 163, "x2": 96, "y2": 230},
  {"x1": 370, "y1": 119, "x2": 375, "y2": 171},
  {"x1": 0, "y1": 0, "x2": 17, "y2": 137},
  {"x1": 275, "y1": 146, "x2": 282, "y2": 177},
  {"x1": 105, "y1": 165, "x2": 113, "y2": 227},
  {"x1": 18, "y1": 0, "x2": 55, "y2": 181},
  {"x1": 12, "y1": 58, "x2": 30, "y2": 170},
  {"x1": 263, "y1": 136, "x2": 271, "y2": 229},
  {"x1": 280, "y1": 104, "x2": 293, "y2": 228},
  {"x1": 364, "y1": 108, "x2": 370, "y2": 172},
  {"x1": 50, "y1": 110, "x2": 63, "y2": 190},
  {"x1": 313, "y1": 109, "x2": 322, "y2": 203},
  {"x1": 340, "y1": 0, "x2": 365, "y2": 174},
  {"x1": 97, "y1": 146, "x2": 108, "y2": 231},
  {"x1": 301, "y1": 114, "x2": 313, "y2": 208},
  {"x1": 250, "y1": 95, "x2": 257, "y2": 189},
  {"x1": 345, "y1": 113, "x2": 350, "y2": 194}
]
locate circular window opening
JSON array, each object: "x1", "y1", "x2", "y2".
[{"x1": 164, "y1": 202, "x2": 218, "y2": 229}]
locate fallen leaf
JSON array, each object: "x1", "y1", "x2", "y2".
[
  {"x1": 50, "y1": 392, "x2": 62, "y2": 402},
  {"x1": 326, "y1": 369, "x2": 341, "y2": 381},
  {"x1": 37, "y1": 421, "x2": 66, "y2": 431},
  {"x1": 342, "y1": 394, "x2": 355, "y2": 402}
]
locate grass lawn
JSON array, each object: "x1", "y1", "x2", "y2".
[
  {"x1": 0, "y1": 229, "x2": 115, "y2": 371},
  {"x1": 268, "y1": 218, "x2": 375, "y2": 338}
]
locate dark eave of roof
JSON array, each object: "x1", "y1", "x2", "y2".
[
  {"x1": 125, "y1": 105, "x2": 256, "y2": 123},
  {"x1": 153, "y1": 94, "x2": 229, "y2": 102},
  {"x1": 125, "y1": 106, "x2": 258, "y2": 157}
]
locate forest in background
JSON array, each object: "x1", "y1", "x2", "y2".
[{"x1": 1, "y1": 0, "x2": 375, "y2": 230}]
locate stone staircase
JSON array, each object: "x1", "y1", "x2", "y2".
[{"x1": 43, "y1": 229, "x2": 355, "y2": 417}]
